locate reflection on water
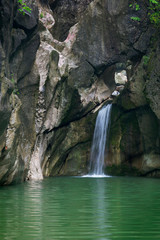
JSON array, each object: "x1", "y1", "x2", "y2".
[{"x1": 0, "y1": 177, "x2": 160, "y2": 239}]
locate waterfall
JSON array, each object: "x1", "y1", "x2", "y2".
[{"x1": 89, "y1": 104, "x2": 112, "y2": 176}]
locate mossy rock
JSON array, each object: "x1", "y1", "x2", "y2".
[
  {"x1": 105, "y1": 164, "x2": 141, "y2": 176},
  {"x1": 115, "y1": 86, "x2": 136, "y2": 110},
  {"x1": 109, "y1": 106, "x2": 141, "y2": 155}
]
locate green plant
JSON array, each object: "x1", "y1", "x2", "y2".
[
  {"x1": 40, "y1": 12, "x2": 44, "y2": 19},
  {"x1": 129, "y1": 0, "x2": 160, "y2": 26},
  {"x1": 18, "y1": 0, "x2": 32, "y2": 15},
  {"x1": 148, "y1": 0, "x2": 160, "y2": 25},
  {"x1": 129, "y1": 3, "x2": 140, "y2": 11},
  {"x1": 136, "y1": 4, "x2": 140, "y2": 10},
  {"x1": 131, "y1": 16, "x2": 141, "y2": 21},
  {"x1": 10, "y1": 75, "x2": 20, "y2": 95},
  {"x1": 129, "y1": 2, "x2": 141, "y2": 22},
  {"x1": 10, "y1": 74, "x2": 15, "y2": 83},
  {"x1": 143, "y1": 55, "x2": 150, "y2": 65}
]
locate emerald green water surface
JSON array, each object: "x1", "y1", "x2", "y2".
[{"x1": 0, "y1": 176, "x2": 160, "y2": 239}]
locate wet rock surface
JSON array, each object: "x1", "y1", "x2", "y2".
[
  {"x1": 0, "y1": 0, "x2": 160, "y2": 184},
  {"x1": 49, "y1": 0, "x2": 93, "y2": 41},
  {"x1": 107, "y1": 37, "x2": 160, "y2": 176},
  {"x1": 0, "y1": 0, "x2": 39, "y2": 184}
]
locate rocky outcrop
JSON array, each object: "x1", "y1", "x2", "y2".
[
  {"x1": 0, "y1": 0, "x2": 39, "y2": 184},
  {"x1": 49, "y1": 0, "x2": 93, "y2": 41},
  {"x1": 107, "y1": 34, "x2": 160, "y2": 177},
  {"x1": 0, "y1": 0, "x2": 159, "y2": 184},
  {"x1": 145, "y1": 40, "x2": 160, "y2": 120}
]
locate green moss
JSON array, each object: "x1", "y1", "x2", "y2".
[
  {"x1": 143, "y1": 55, "x2": 150, "y2": 66},
  {"x1": 110, "y1": 107, "x2": 140, "y2": 154},
  {"x1": 109, "y1": 105, "x2": 123, "y2": 149},
  {"x1": 145, "y1": 33, "x2": 160, "y2": 75},
  {"x1": 147, "y1": 52, "x2": 156, "y2": 74},
  {"x1": 106, "y1": 164, "x2": 141, "y2": 176},
  {"x1": 115, "y1": 87, "x2": 136, "y2": 110},
  {"x1": 120, "y1": 111, "x2": 140, "y2": 153},
  {"x1": 121, "y1": 111, "x2": 139, "y2": 134},
  {"x1": 110, "y1": 123, "x2": 121, "y2": 148}
]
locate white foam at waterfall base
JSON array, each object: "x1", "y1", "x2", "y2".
[
  {"x1": 82, "y1": 174, "x2": 111, "y2": 178},
  {"x1": 85, "y1": 104, "x2": 112, "y2": 178}
]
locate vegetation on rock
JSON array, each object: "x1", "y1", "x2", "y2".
[
  {"x1": 17, "y1": 0, "x2": 31, "y2": 15},
  {"x1": 130, "y1": 0, "x2": 160, "y2": 26}
]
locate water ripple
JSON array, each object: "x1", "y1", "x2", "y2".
[{"x1": 0, "y1": 177, "x2": 160, "y2": 239}]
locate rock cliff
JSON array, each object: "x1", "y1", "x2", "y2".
[
  {"x1": 0, "y1": 0, "x2": 159, "y2": 184},
  {"x1": 108, "y1": 34, "x2": 160, "y2": 177}
]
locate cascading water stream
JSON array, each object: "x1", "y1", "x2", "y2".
[{"x1": 89, "y1": 104, "x2": 112, "y2": 176}]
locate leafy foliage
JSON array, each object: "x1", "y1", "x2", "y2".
[
  {"x1": 129, "y1": 3, "x2": 140, "y2": 11},
  {"x1": 18, "y1": 0, "x2": 32, "y2": 15},
  {"x1": 40, "y1": 12, "x2": 44, "y2": 18},
  {"x1": 129, "y1": 0, "x2": 160, "y2": 26},
  {"x1": 143, "y1": 55, "x2": 150, "y2": 65},
  {"x1": 10, "y1": 75, "x2": 20, "y2": 95},
  {"x1": 148, "y1": 0, "x2": 160, "y2": 25},
  {"x1": 131, "y1": 16, "x2": 141, "y2": 21}
]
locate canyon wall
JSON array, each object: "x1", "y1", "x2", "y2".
[
  {"x1": 0, "y1": 0, "x2": 159, "y2": 184},
  {"x1": 108, "y1": 36, "x2": 160, "y2": 177}
]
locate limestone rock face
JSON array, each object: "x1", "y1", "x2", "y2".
[
  {"x1": 107, "y1": 36, "x2": 160, "y2": 177},
  {"x1": 0, "y1": 0, "x2": 39, "y2": 184},
  {"x1": 145, "y1": 43, "x2": 160, "y2": 120},
  {"x1": 0, "y1": 0, "x2": 159, "y2": 184},
  {"x1": 115, "y1": 70, "x2": 127, "y2": 85},
  {"x1": 49, "y1": 0, "x2": 93, "y2": 41}
]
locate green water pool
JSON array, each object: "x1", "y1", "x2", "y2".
[{"x1": 0, "y1": 176, "x2": 160, "y2": 239}]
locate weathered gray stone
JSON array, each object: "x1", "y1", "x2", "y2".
[
  {"x1": 17, "y1": 34, "x2": 40, "y2": 79},
  {"x1": 49, "y1": 0, "x2": 93, "y2": 41},
  {"x1": 0, "y1": 0, "x2": 160, "y2": 184},
  {"x1": 15, "y1": 0, "x2": 38, "y2": 30},
  {"x1": 11, "y1": 29, "x2": 27, "y2": 55},
  {"x1": 0, "y1": 0, "x2": 40, "y2": 184},
  {"x1": 145, "y1": 42, "x2": 160, "y2": 120},
  {"x1": 42, "y1": 112, "x2": 96, "y2": 177},
  {"x1": 109, "y1": 44, "x2": 160, "y2": 176}
]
